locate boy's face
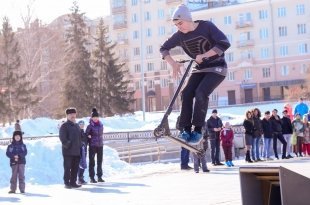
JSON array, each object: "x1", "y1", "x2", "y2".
[
  {"x1": 14, "y1": 135, "x2": 21, "y2": 141},
  {"x1": 79, "y1": 123, "x2": 84, "y2": 129},
  {"x1": 173, "y1": 19, "x2": 192, "y2": 33},
  {"x1": 92, "y1": 117, "x2": 99, "y2": 122}
]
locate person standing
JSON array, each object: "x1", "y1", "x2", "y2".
[
  {"x1": 160, "y1": 4, "x2": 230, "y2": 144},
  {"x1": 14, "y1": 120, "x2": 22, "y2": 132},
  {"x1": 59, "y1": 107, "x2": 82, "y2": 189},
  {"x1": 243, "y1": 110, "x2": 254, "y2": 163},
  {"x1": 219, "y1": 122, "x2": 234, "y2": 167},
  {"x1": 270, "y1": 109, "x2": 287, "y2": 159},
  {"x1": 6, "y1": 131, "x2": 27, "y2": 194},
  {"x1": 281, "y1": 110, "x2": 293, "y2": 158},
  {"x1": 261, "y1": 111, "x2": 273, "y2": 160},
  {"x1": 86, "y1": 108, "x2": 105, "y2": 183},
  {"x1": 251, "y1": 108, "x2": 263, "y2": 161},
  {"x1": 294, "y1": 97, "x2": 309, "y2": 117},
  {"x1": 77, "y1": 120, "x2": 88, "y2": 184},
  {"x1": 207, "y1": 109, "x2": 224, "y2": 166},
  {"x1": 292, "y1": 113, "x2": 305, "y2": 157},
  {"x1": 302, "y1": 115, "x2": 310, "y2": 156},
  {"x1": 192, "y1": 139, "x2": 210, "y2": 173}
]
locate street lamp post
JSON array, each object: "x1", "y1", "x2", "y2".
[{"x1": 139, "y1": 0, "x2": 146, "y2": 121}]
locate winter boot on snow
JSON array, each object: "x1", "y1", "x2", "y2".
[{"x1": 245, "y1": 150, "x2": 253, "y2": 163}]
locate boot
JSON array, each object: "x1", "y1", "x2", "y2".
[{"x1": 245, "y1": 151, "x2": 253, "y2": 163}]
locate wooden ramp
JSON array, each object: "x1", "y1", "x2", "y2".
[{"x1": 239, "y1": 158, "x2": 310, "y2": 205}]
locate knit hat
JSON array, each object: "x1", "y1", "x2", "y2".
[
  {"x1": 171, "y1": 4, "x2": 192, "y2": 22},
  {"x1": 91, "y1": 108, "x2": 99, "y2": 118},
  {"x1": 65, "y1": 107, "x2": 77, "y2": 115},
  {"x1": 13, "y1": 130, "x2": 23, "y2": 137},
  {"x1": 212, "y1": 109, "x2": 218, "y2": 114},
  {"x1": 78, "y1": 120, "x2": 85, "y2": 125}
]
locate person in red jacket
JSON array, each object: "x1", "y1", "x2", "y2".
[{"x1": 220, "y1": 122, "x2": 234, "y2": 167}]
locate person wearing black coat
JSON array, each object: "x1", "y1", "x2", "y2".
[
  {"x1": 243, "y1": 110, "x2": 254, "y2": 163},
  {"x1": 59, "y1": 108, "x2": 82, "y2": 189},
  {"x1": 261, "y1": 111, "x2": 273, "y2": 160},
  {"x1": 207, "y1": 109, "x2": 223, "y2": 165},
  {"x1": 281, "y1": 110, "x2": 293, "y2": 158},
  {"x1": 251, "y1": 108, "x2": 263, "y2": 161},
  {"x1": 269, "y1": 109, "x2": 287, "y2": 159}
]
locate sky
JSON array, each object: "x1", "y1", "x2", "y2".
[{"x1": 0, "y1": 0, "x2": 110, "y2": 30}]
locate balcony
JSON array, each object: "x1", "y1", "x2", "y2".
[
  {"x1": 113, "y1": 22, "x2": 127, "y2": 30},
  {"x1": 235, "y1": 20, "x2": 253, "y2": 29},
  {"x1": 111, "y1": 5, "x2": 126, "y2": 14},
  {"x1": 236, "y1": 39, "x2": 255, "y2": 48},
  {"x1": 166, "y1": 0, "x2": 182, "y2": 4}
]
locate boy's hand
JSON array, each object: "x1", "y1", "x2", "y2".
[{"x1": 172, "y1": 61, "x2": 182, "y2": 79}]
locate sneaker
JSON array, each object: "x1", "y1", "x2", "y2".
[
  {"x1": 230, "y1": 161, "x2": 234, "y2": 166},
  {"x1": 90, "y1": 178, "x2": 97, "y2": 183},
  {"x1": 179, "y1": 131, "x2": 191, "y2": 142},
  {"x1": 203, "y1": 169, "x2": 210, "y2": 173},
  {"x1": 188, "y1": 131, "x2": 203, "y2": 145},
  {"x1": 225, "y1": 161, "x2": 231, "y2": 167},
  {"x1": 98, "y1": 177, "x2": 105, "y2": 182},
  {"x1": 195, "y1": 170, "x2": 199, "y2": 173},
  {"x1": 70, "y1": 183, "x2": 82, "y2": 188},
  {"x1": 8, "y1": 190, "x2": 15, "y2": 194},
  {"x1": 216, "y1": 162, "x2": 224, "y2": 166},
  {"x1": 78, "y1": 179, "x2": 87, "y2": 184},
  {"x1": 181, "y1": 165, "x2": 193, "y2": 170},
  {"x1": 287, "y1": 154, "x2": 294, "y2": 158},
  {"x1": 20, "y1": 190, "x2": 25, "y2": 194}
]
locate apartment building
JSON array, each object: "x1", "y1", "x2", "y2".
[{"x1": 109, "y1": 0, "x2": 310, "y2": 111}]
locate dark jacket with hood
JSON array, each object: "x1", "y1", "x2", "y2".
[{"x1": 6, "y1": 131, "x2": 27, "y2": 166}]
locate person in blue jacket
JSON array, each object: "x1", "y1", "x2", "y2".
[
  {"x1": 6, "y1": 131, "x2": 27, "y2": 194},
  {"x1": 160, "y1": 4, "x2": 230, "y2": 145},
  {"x1": 294, "y1": 97, "x2": 309, "y2": 117}
]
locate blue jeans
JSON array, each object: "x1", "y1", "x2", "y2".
[
  {"x1": 251, "y1": 137, "x2": 261, "y2": 160},
  {"x1": 180, "y1": 147, "x2": 190, "y2": 168},
  {"x1": 263, "y1": 137, "x2": 272, "y2": 158}
]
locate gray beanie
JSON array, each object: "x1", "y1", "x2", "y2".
[{"x1": 171, "y1": 4, "x2": 192, "y2": 22}]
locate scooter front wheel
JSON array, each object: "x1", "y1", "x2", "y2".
[{"x1": 153, "y1": 126, "x2": 165, "y2": 138}]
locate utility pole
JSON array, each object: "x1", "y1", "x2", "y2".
[{"x1": 139, "y1": 0, "x2": 146, "y2": 121}]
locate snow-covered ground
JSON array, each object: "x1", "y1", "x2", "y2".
[{"x1": 0, "y1": 101, "x2": 306, "y2": 204}]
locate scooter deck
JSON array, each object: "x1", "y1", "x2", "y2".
[{"x1": 163, "y1": 134, "x2": 205, "y2": 157}]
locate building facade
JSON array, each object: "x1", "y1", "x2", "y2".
[{"x1": 109, "y1": 0, "x2": 310, "y2": 111}]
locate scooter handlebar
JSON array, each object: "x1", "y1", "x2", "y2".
[{"x1": 177, "y1": 57, "x2": 209, "y2": 64}]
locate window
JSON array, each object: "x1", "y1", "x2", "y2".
[
  {"x1": 147, "y1": 62, "x2": 154, "y2": 71},
  {"x1": 280, "y1": 45, "x2": 288, "y2": 57},
  {"x1": 260, "y1": 48, "x2": 270, "y2": 59},
  {"x1": 244, "y1": 69, "x2": 252, "y2": 80},
  {"x1": 297, "y1": 24, "x2": 306, "y2": 34},
  {"x1": 147, "y1": 80, "x2": 154, "y2": 89},
  {"x1": 239, "y1": 12, "x2": 251, "y2": 22},
  {"x1": 224, "y1": 16, "x2": 231, "y2": 25},
  {"x1": 132, "y1": 13, "x2": 138, "y2": 23},
  {"x1": 262, "y1": 67, "x2": 271, "y2": 78},
  {"x1": 259, "y1": 10, "x2": 268, "y2": 20},
  {"x1": 135, "y1": 81, "x2": 141, "y2": 89},
  {"x1": 278, "y1": 26, "x2": 287, "y2": 37},
  {"x1": 132, "y1": 0, "x2": 138, "y2": 6},
  {"x1": 225, "y1": 52, "x2": 234, "y2": 62},
  {"x1": 210, "y1": 92, "x2": 218, "y2": 102},
  {"x1": 241, "y1": 50, "x2": 253, "y2": 60},
  {"x1": 240, "y1": 31, "x2": 251, "y2": 41},
  {"x1": 158, "y1": 9, "x2": 164, "y2": 19},
  {"x1": 298, "y1": 43, "x2": 308, "y2": 54},
  {"x1": 158, "y1": 26, "x2": 165, "y2": 36},
  {"x1": 259, "y1": 28, "x2": 269, "y2": 39},
  {"x1": 278, "y1": 7, "x2": 286, "y2": 17},
  {"x1": 301, "y1": 64, "x2": 308, "y2": 74},
  {"x1": 112, "y1": 0, "x2": 125, "y2": 8},
  {"x1": 146, "y1": 45, "x2": 153, "y2": 55},
  {"x1": 160, "y1": 79, "x2": 169, "y2": 88},
  {"x1": 133, "y1": 30, "x2": 139, "y2": 39},
  {"x1": 134, "y1": 64, "x2": 141, "y2": 73},
  {"x1": 296, "y1": 4, "x2": 305, "y2": 15},
  {"x1": 146, "y1": 28, "x2": 152, "y2": 37},
  {"x1": 134, "y1": 47, "x2": 140, "y2": 56},
  {"x1": 160, "y1": 61, "x2": 167, "y2": 70},
  {"x1": 227, "y1": 71, "x2": 235, "y2": 81},
  {"x1": 144, "y1": 0, "x2": 151, "y2": 3},
  {"x1": 281, "y1": 65, "x2": 289, "y2": 76},
  {"x1": 145, "y1": 11, "x2": 151, "y2": 21}
]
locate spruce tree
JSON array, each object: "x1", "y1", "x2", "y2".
[
  {"x1": 91, "y1": 18, "x2": 134, "y2": 116},
  {"x1": 63, "y1": 2, "x2": 96, "y2": 116},
  {"x1": 0, "y1": 17, "x2": 36, "y2": 122}
]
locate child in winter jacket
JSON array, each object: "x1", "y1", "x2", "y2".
[
  {"x1": 6, "y1": 131, "x2": 27, "y2": 194},
  {"x1": 220, "y1": 122, "x2": 234, "y2": 167},
  {"x1": 77, "y1": 120, "x2": 88, "y2": 184},
  {"x1": 292, "y1": 113, "x2": 305, "y2": 157}
]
